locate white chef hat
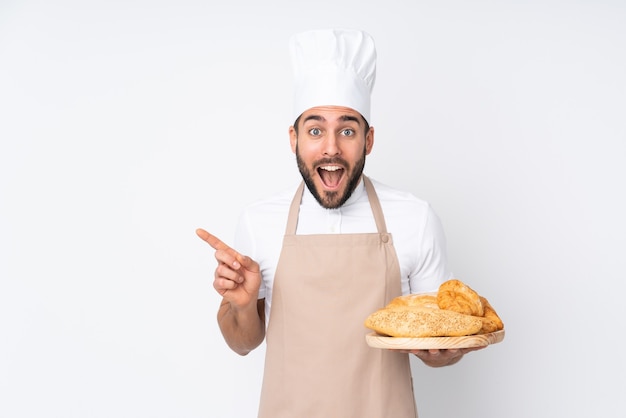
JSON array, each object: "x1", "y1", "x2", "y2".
[{"x1": 289, "y1": 28, "x2": 377, "y2": 124}]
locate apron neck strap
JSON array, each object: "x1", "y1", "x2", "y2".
[
  {"x1": 363, "y1": 176, "x2": 388, "y2": 234},
  {"x1": 285, "y1": 182, "x2": 305, "y2": 235}
]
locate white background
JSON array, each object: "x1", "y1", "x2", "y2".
[{"x1": 1, "y1": 0, "x2": 625, "y2": 417}]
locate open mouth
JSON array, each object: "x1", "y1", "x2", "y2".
[{"x1": 317, "y1": 165, "x2": 345, "y2": 189}]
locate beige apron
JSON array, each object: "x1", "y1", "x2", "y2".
[{"x1": 258, "y1": 176, "x2": 417, "y2": 418}]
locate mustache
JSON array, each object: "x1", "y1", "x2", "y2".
[{"x1": 315, "y1": 157, "x2": 349, "y2": 167}]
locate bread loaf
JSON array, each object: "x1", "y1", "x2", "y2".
[
  {"x1": 365, "y1": 279, "x2": 504, "y2": 338},
  {"x1": 364, "y1": 306, "x2": 483, "y2": 338},
  {"x1": 387, "y1": 293, "x2": 439, "y2": 310}
]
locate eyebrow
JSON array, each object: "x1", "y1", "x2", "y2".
[
  {"x1": 302, "y1": 114, "x2": 361, "y2": 124},
  {"x1": 302, "y1": 115, "x2": 324, "y2": 124},
  {"x1": 340, "y1": 115, "x2": 361, "y2": 124}
]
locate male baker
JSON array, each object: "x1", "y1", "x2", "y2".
[{"x1": 197, "y1": 28, "x2": 480, "y2": 418}]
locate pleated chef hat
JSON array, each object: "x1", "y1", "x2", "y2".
[{"x1": 289, "y1": 28, "x2": 377, "y2": 123}]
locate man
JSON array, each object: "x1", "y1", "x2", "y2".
[{"x1": 197, "y1": 28, "x2": 482, "y2": 418}]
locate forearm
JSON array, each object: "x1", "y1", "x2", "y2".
[{"x1": 217, "y1": 298, "x2": 265, "y2": 356}]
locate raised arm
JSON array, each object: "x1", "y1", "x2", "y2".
[{"x1": 196, "y1": 228, "x2": 265, "y2": 355}]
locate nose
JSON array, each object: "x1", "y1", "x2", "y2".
[{"x1": 322, "y1": 133, "x2": 340, "y2": 156}]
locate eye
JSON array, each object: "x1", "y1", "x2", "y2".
[
  {"x1": 341, "y1": 129, "x2": 355, "y2": 137},
  {"x1": 308, "y1": 127, "x2": 322, "y2": 136}
]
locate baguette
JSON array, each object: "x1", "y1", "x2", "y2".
[{"x1": 364, "y1": 306, "x2": 483, "y2": 338}]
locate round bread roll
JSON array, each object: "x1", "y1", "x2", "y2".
[
  {"x1": 387, "y1": 293, "x2": 439, "y2": 310},
  {"x1": 437, "y1": 279, "x2": 484, "y2": 317}
]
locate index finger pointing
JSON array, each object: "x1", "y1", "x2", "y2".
[{"x1": 195, "y1": 228, "x2": 230, "y2": 251}]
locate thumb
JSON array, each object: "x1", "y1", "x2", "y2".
[{"x1": 237, "y1": 254, "x2": 260, "y2": 273}]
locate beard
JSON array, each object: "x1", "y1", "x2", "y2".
[{"x1": 295, "y1": 144, "x2": 367, "y2": 209}]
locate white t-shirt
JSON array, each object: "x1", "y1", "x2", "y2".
[{"x1": 234, "y1": 176, "x2": 453, "y2": 321}]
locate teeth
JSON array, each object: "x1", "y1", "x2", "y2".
[{"x1": 320, "y1": 165, "x2": 341, "y2": 171}]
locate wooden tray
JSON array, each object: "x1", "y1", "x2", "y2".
[{"x1": 366, "y1": 329, "x2": 505, "y2": 350}]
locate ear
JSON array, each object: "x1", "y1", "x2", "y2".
[
  {"x1": 365, "y1": 126, "x2": 375, "y2": 155},
  {"x1": 289, "y1": 126, "x2": 297, "y2": 153}
]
